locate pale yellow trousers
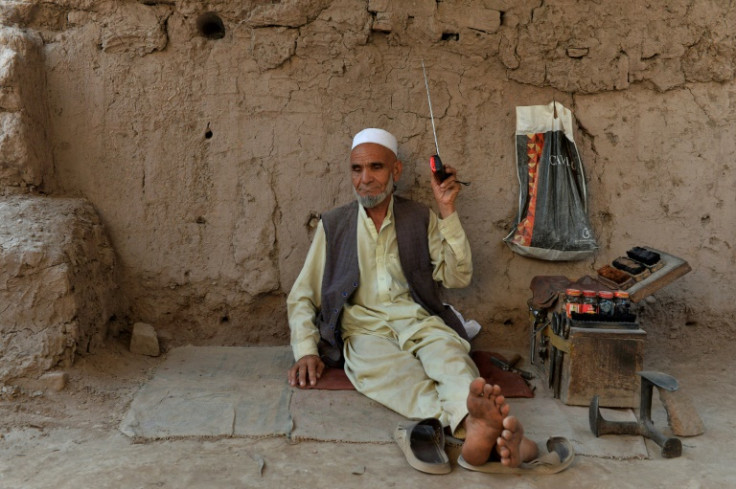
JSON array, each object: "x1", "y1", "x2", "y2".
[{"x1": 343, "y1": 325, "x2": 479, "y2": 435}]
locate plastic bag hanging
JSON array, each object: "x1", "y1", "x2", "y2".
[{"x1": 504, "y1": 101, "x2": 597, "y2": 261}]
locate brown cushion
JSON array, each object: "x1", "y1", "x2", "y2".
[{"x1": 306, "y1": 351, "x2": 534, "y2": 398}]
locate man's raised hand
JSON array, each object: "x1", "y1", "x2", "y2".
[{"x1": 431, "y1": 164, "x2": 462, "y2": 218}]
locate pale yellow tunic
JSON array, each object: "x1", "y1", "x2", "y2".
[{"x1": 287, "y1": 197, "x2": 478, "y2": 432}]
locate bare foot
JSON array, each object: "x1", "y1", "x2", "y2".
[
  {"x1": 496, "y1": 416, "x2": 538, "y2": 467},
  {"x1": 461, "y1": 378, "x2": 510, "y2": 466}
]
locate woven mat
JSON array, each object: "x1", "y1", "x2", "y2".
[
  {"x1": 119, "y1": 345, "x2": 402, "y2": 443},
  {"x1": 119, "y1": 346, "x2": 647, "y2": 457},
  {"x1": 120, "y1": 346, "x2": 294, "y2": 440}
]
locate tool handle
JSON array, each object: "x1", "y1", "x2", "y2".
[
  {"x1": 430, "y1": 154, "x2": 450, "y2": 182},
  {"x1": 430, "y1": 154, "x2": 471, "y2": 186},
  {"x1": 488, "y1": 355, "x2": 535, "y2": 380}
]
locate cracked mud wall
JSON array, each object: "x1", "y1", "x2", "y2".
[
  {"x1": 0, "y1": 196, "x2": 118, "y2": 381},
  {"x1": 0, "y1": 25, "x2": 52, "y2": 191},
  {"x1": 4, "y1": 0, "x2": 735, "y2": 354}
]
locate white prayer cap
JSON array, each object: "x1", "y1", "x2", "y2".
[{"x1": 351, "y1": 128, "x2": 398, "y2": 156}]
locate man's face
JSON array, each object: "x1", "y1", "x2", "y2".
[{"x1": 350, "y1": 143, "x2": 402, "y2": 208}]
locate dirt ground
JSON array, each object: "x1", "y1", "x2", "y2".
[{"x1": 0, "y1": 334, "x2": 734, "y2": 489}]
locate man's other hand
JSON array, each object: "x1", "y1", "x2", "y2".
[{"x1": 288, "y1": 354, "x2": 325, "y2": 388}]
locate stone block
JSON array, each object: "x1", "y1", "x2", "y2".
[
  {"x1": 371, "y1": 11, "x2": 392, "y2": 32},
  {"x1": 40, "y1": 371, "x2": 68, "y2": 392},
  {"x1": 130, "y1": 322, "x2": 160, "y2": 357},
  {"x1": 0, "y1": 195, "x2": 118, "y2": 383},
  {"x1": 567, "y1": 47, "x2": 590, "y2": 58}
]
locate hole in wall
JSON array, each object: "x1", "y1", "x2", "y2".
[
  {"x1": 220, "y1": 315, "x2": 230, "y2": 323},
  {"x1": 197, "y1": 12, "x2": 226, "y2": 40},
  {"x1": 441, "y1": 32, "x2": 459, "y2": 41},
  {"x1": 205, "y1": 129, "x2": 213, "y2": 139}
]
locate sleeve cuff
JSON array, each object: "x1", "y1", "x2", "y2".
[
  {"x1": 437, "y1": 211, "x2": 465, "y2": 243},
  {"x1": 292, "y1": 339, "x2": 319, "y2": 361}
]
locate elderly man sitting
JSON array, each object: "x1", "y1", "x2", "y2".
[{"x1": 286, "y1": 128, "x2": 538, "y2": 469}]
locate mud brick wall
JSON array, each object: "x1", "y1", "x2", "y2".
[
  {"x1": 0, "y1": 22, "x2": 117, "y2": 383},
  {"x1": 0, "y1": 196, "x2": 117, "y2": 382},
  {"x1": 0, "y1": 26, "x2": 52, "y2": 192},
  {"x1": 1, "y1": 0, "x2": 734, "y2": 358}
]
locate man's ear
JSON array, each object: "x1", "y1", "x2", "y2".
[{"x1": 393, "y1": 159, "x2": 403, "y2": 182}]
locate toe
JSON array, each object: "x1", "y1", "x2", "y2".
[
  {"x1": 503, "y1": 415, "x2": 519, "y2": 431},
  {"x1": 469, "y1": 377, "x2": 486, "y2": 396}
]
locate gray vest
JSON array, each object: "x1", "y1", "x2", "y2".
[{"x1": 317, "y1": 196, "x2": 468, "y2": 367}]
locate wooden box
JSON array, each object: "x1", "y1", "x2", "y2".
[{"x1": 558, "y1": 326, "x2": 646, "y2": 408}]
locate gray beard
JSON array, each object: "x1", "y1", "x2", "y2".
[{"x1": 353, "y1": 176, "x2": 394, "y2": 209}]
